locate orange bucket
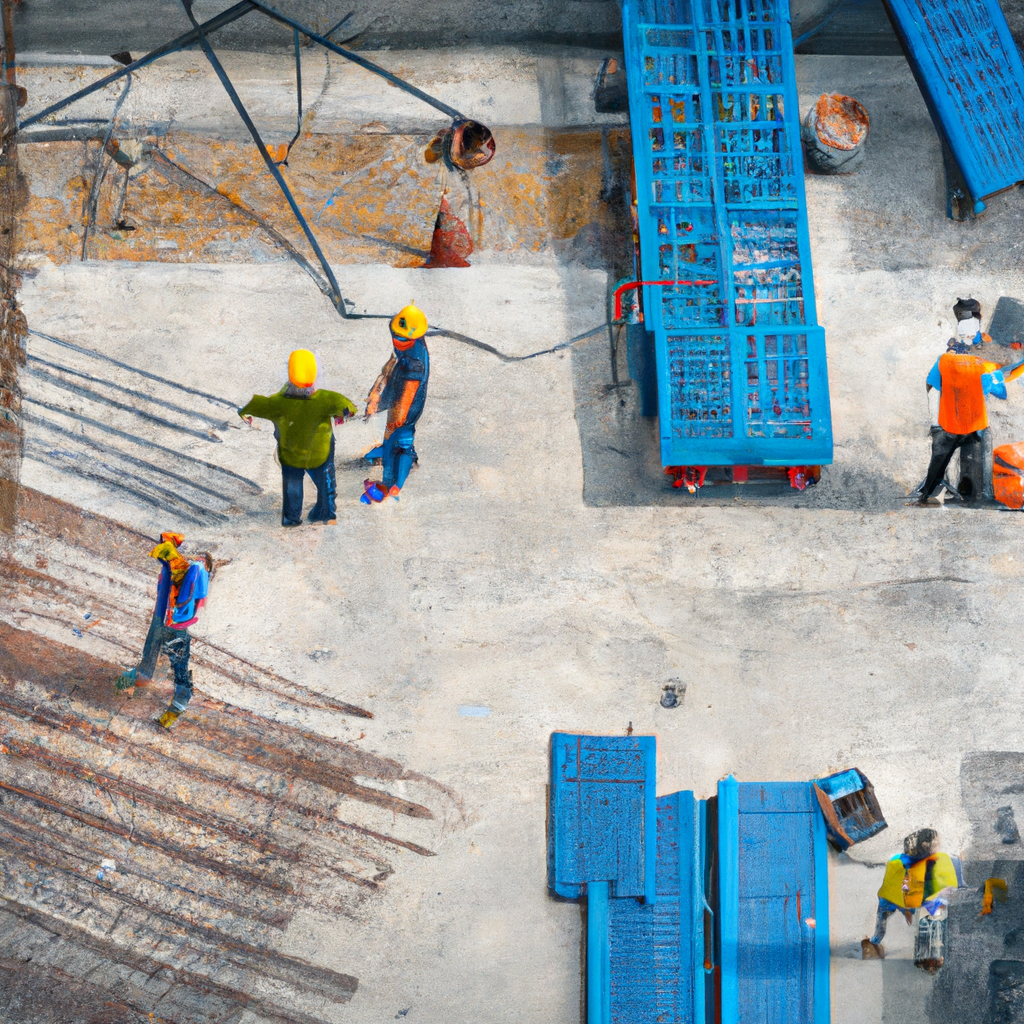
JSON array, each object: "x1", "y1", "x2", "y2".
[{"x1": 994, "y1": 442, "x2": 1024, "y2": 509}]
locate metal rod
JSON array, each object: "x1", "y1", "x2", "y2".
[
  {"x1": 323, "y1": 11, "x2": 355, "y2": 40},
  {"x1": 178, "y1": 0, "x2": 348, "y2": 316},
  {"x1": 285, "y1": 26, "x2": 302, "y2": 154},
  {"x1": 249, "y1": 0, "x2": 465, "y2": 120},
  {"x1": 18, "y1": 0, "x2": 258, "y2": 130},
  {"x1": 1, "y1": 0, "x2": 13, "y2": 85}
]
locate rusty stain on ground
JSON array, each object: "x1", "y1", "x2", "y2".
[
  {"x1": 0, "y1": 488, "x2": 462, "y2": 1023},
  {"x1": 19, "y1": 128, "x2": 631, "y2": 268}
]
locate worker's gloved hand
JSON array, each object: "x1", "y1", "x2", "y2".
[{"x1": 982, "y1": 370, "x2": 1007, "y2": 400}]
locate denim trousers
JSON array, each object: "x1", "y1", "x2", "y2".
[
  {"x1": 382, "y1": 424, "x2": 417, "y2": 490},
  {"x1": 137, "y1": 613, "x2": 193, "y2": 710},
  {"x1": 281, "y1": 433, "x2": 336, "y2": 525}
]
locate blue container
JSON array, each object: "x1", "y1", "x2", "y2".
[
  {"x1": 813, "y1": 766, "x2": 888, "y2": 850},
  {"x1": 622, "y1": 0, "x2": 833, "y2": 468},
  {"x1": 882, "y1": 0, "x2": 1024, "y2": 214}
]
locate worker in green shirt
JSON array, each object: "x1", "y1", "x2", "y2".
[{"x1": 239, "y1": 349, "x2": 357, "y2": 526}]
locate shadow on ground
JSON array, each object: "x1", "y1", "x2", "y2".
[{"x1": 571, "y1": 333, "x2": 922, "y2": 511}]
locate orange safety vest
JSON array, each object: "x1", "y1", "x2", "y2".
[{"x1": 937, "y1": 353, "x2": 999, "y2": 434}]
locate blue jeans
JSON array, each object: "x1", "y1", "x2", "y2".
[
  {"x1": 137, "y1": 613, "x2": 193, "y2": 710},
  {"x1": 382, "y1": 424, "x2": 417, "y2": 490},
  {"x1": 281, "y1": 434, "x2": 336, "y2": 525}
]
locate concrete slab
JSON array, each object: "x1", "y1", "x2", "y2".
[
  {"x1": 8, "y1": 47, "x2": 1024, "y2": 1024},
  {"x1": 17, "y1": 47, "x2": 628, "y2": 139}
]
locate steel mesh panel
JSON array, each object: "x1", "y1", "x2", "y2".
[
  {"x1": 884, "y1": 0, "x2": 1024, "y2": 202},
  {"x1": 625, "y1": 0, "x2": 832, "y2": 464},
  {"x1": 655, "y1": 207, "x2": 725, "y2": 328},
  {"x1": 730, "y1": 211, "x2": 803, "y2": 326},
  {"x1": 667, "y1": 334, "x2": 733, "y2": 438},
  {"x1": 744, "y1": 332, "x2": 811, "y2": 438}
]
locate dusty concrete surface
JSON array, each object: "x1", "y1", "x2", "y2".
[
  {"x1": 10, "y1": 0, "x2": 848, "y2": 55},
  {"x1": 4, "y1": 46, "x2": 1024, "y2": 1024}
]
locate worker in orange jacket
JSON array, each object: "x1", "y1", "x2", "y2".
[
  {"x1": 361, "y1": 305, "x2": 430, "y2": 504},
  {"x1": 917, "y1": 344, "x2": 1024, "y2": 505}
]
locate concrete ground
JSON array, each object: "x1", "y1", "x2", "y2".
[{"x1": 4, "y1": 47, "x2": 1024, "y2": 1024}]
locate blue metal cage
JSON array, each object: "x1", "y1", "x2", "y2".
[
  {"x1": 623, "y1": 0, "x2": 833, "y2": 468},
  {"x1": 882, "y1": 0, "x2": 1024, "y2": 214}
]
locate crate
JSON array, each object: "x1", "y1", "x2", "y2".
[
  {"x1": 813, "y1": 768, "x2": 888, "y2": 851},
  {"x1": 623, "y1": 0, "x2": 833, "y2": 467},
  {"x1": 881, "y1": 0, "x2": 1024, "y2": 212}
]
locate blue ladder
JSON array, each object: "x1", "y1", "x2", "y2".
[
  {"x1": 882, "y1": 0, "x2": 1024, "y2": 216},
  {"x1": 622, "y1": 0, "x2": 833, "y2": 469}
]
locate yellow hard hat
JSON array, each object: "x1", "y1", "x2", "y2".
[
  {"x1": 390, "y1": 304, "x2": 428, "y2": 340},
  {"x1": 288, "y1": 349, "x2": 317, "y2": 388}
]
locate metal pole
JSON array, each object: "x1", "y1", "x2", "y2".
[
  {"x1": 586, "y1": 880, "x2": 611, "y2": 1024},
  {"x1": 177, "y1": 0, "x2": 347, "y2": 315},
  {"x1": 18, "y1": 0, "x2": 258, "y2": 130},
  {"x1": 249, "y1": 0, "x2": 465, "y2": 120}
]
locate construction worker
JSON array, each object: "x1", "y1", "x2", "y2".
[
  {"x1": 114, "y1": 532, "x2": 212, "y2": 729},
  {"x1": 361, "y1": 304, "x2": 430, "y2": 504},
  {"x1": 921, "y1": 298, "x2": 994, "y2": 501},
  {"x1": 862, "y1": 829, "x2": 959, "y2": 970},
  {"x1": 239, "y1": 349, "x2": 356, "y2": 525},
  {"x1": 916, "y1": 329, "x2": 1024, "y2": 505}
]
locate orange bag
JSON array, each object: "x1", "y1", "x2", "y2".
[{"x1": 994, "y1": 442, "x2": 1024, "y2": 509}]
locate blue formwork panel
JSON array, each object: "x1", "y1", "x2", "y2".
[
  {"x1": 622, "y1": 0, "x2": 833, "y2": 468},
  {"x1": 548, "y1": 734, "x2": 657, "y2": 902},
  {"x1": 608, "y1": 792, "x2": 705, "y2": 1024},
  {"x1": 882, "y1": 0, "x2": 1024, "y2": 211},
  {"x1": 718, "y1": 778, "x2": 830, "y2": 1024}
]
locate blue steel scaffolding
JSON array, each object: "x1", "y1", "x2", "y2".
[
  {"x1": 622, "y1": 0, "x2": 833, "y2": 470},
  {"x1": 548, "y1": 736, "x2": 832, "y2": 1024},
  {"x1": 881, "y1": 0, "x2": 1024, "y2": 216}
]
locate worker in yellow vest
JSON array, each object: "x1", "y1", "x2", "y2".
[{"x1": 862, "y1": 828, "x2": 958, "y2": 960}]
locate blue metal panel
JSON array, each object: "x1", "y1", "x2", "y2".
[
  {"x1": 590, "y1": 880, "x2": 612, "y2": 1024},
  {"x1": 812, "y1": 798, "x2": 831, "y2": 1024},
  {"x1": 882, "y1": 0, "x2": 1024, "y2": 211},
  {"x1": 608, "y1": 791, "x2": 704, "y2": 1024},
  {"x1": 719, "y1": 779, "x2": 830, "y2": 1024},
  {"x1": 548, "y1": 733, "x2": 657, "y2": 901},
  {"x1": 718, "y1": 776, "x2": 740, "y2": 1023},
  {"x1": 622, "y1": 0, "x2": 833, "y2": 468}
]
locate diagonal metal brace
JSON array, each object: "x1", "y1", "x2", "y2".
[
  {"x1": 178, "y1": 0, "x2": 351, "y2": 317},
  {"x1": 249, "y1": 0, "x2": 465, "y2": 121},
  {"x1": 19, "y1": 0, "x2": 258, "y2": 130}
]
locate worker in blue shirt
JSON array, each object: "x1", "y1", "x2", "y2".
[
  {"x1": 114, "y1": 532, "x2": 212, "y2": 729},
  {"x1": 361, "y1": 304, "x2": 430, "y2": 503},
  {"x1": 917, "y1": 298, "x2": 1010, "y2": 503}
]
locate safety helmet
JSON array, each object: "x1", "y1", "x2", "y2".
[
  {"x1": 390, "y1": 304, "x2": 428, "y2": 341},
  {"x1": 288, "y1": 349, "x2": 317, "y2": 388}
]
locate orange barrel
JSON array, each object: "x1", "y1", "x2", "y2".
[{"x1": 801, "y1": 93, "x2": 870, "y2": 174}]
